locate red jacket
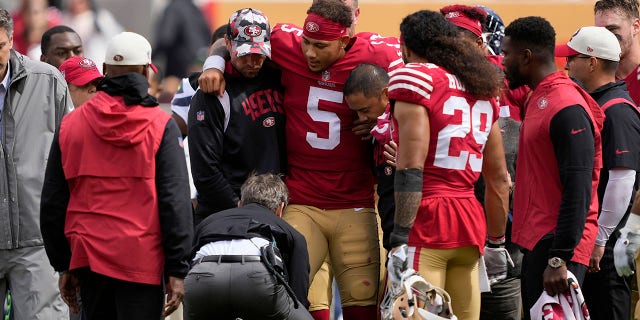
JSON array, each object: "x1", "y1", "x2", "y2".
[
  {"x1": 59, "y1": 92, "x2": 171, "y2": 285},
  {"x1": 512, "y1": 72, "x2": 604, "y2": 266}
]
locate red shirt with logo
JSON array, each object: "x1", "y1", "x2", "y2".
[{"x1": 512, "y1": 72, "x2": 604, "y2": 266}]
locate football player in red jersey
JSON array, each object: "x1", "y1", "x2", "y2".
[
  {"x1": 441, "y1": 5, "x2": 526, "y2": 319},
  {"x1": 197, "y1": 1, "x2": 403, "y2": 319},
  {"x1": 441, "y1": 4, "x2": 529, "y2": 123},
  {"x1": 386, "y1": 10, "x2": 509, "y2": 320},
  {"x1": 306, "y1": 1, "x2": 400, "y2": 319},
  {"x1": 502, "y1": 17, "x2": 604, "y2": 320},
  {"x1": 595, "y1": 0, "x2": 640, "y2": 105}
]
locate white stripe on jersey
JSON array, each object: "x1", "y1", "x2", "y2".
[
  {"x1": 388, "y1": 58, "x2": 404, "y2": 70},
  {"x1": 390, "y1": 74, "x2": 434, "y2": 93},
  {"x1": 388, "y1": 83, "x2": 431, "y2": 100},
  {"x1": 389, "y1": 67, "x2": 434, "y2": 84}
]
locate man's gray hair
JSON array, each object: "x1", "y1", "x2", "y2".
[
  {"x1": 240, "y1": 173, "x2": 289, "y2": 212},
  {"x1": 0, "y1": 9, "x2": 13, "y2": 37}
]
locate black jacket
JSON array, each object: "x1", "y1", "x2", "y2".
[
  {"x1": 188, "y1": 63, "x2": 286, "y2": 221},
  {"x1": 193, "y1": 203, "x2": 309, "y2": 307}
]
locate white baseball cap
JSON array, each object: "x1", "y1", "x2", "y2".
[
  {"x1": 104, "y1": 31, "x2": 158, "y2": 72},
  {"x1": 555, "y1": 26, "x2": 621, "y2": 62}
]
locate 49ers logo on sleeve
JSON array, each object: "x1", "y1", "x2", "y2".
[
  {"x1": 244, "y1": 25, "x2": 262, "y2": 37},
  {"x1": 263, "y1": 116, "x2": 276, "y2": 127}
]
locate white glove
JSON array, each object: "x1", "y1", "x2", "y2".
[
  {"x1": 484, "y1": 246, "x2": 514, "y2": 286},
  {"x1": 614, "y1": 213, "x2": 640, "y2": 277},
  {"x1": 387, "y1": 245, "x2": 408, "y2": 285}
]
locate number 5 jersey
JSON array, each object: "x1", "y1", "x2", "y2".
[{"x1": 270, "y1": 23, "x2": 403, "y2": 209}]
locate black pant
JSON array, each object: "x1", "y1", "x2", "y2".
[
  {"x1": 76, "y1": 268, "x2": 164, "y2": 320},
  {"x1": 582, "y1": 235, "x2": 631, "y2": 320},
  {"x1": 376, "y1": 165, "x2": 395, "y2": 251},
  {"x1": 480, "y1": 277, "x2": 521, "y2": 320},
  {"x1": 184, "y1": 260, "x2": 312, "y2": 320},
  {"x1": 521, "y1": 237, "x2": 587, "y2": 320}
]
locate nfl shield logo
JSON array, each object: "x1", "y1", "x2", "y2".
[
  {"x1": 196, "y1": 111, "x2": 205, "y2": 121},
  {"x1": 322, "y1": 70, "x2": 330, "y2": 81}
]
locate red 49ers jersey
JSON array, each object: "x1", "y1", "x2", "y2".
[
  {"x1": 388, "y1": 63, "x2": 499, "y2": 250},
  {"x1": 271, "y1": 23, "x2": 404, "y2": 209},
  {"x1": 622, "y1": 64, "x2": 640, "y2": 105},
  {"x1": 355, "y1": 31, "x2": 402, "y2": 60}
]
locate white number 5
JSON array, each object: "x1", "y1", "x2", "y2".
[
  {"x1": 306, "y1": 87, "x2": 342, "y2": 150},
  {"x1": 433, "y1": 96, "x2": 493, "y2": 172}
]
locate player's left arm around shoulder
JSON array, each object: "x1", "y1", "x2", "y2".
[
  {"x1": 390, "y1": 100, "x2": 429, "y2": 247},
  {"x1": 481, "y1": 121, "x2": 509, "y2": 238}
]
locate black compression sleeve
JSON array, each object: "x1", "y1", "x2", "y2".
[{"x1": 548, "y1": 105, "x2": 595, "y2": 261}]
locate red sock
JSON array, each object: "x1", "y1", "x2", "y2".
[
  {"x1": 310, "y1": 309, "x2": 330, "y2": 320},
  {"x1": 342, "y1": 306, "x2": 377, "y2": 320}
]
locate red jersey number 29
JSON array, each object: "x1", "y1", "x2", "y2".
[{"x1": 433, "y1": 96, "x2": 493, "y2": 172}]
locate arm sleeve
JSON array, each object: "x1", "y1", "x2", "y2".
[
  {"x1": 156, "y1": 120, "x2": 194, "y2": 278},
  {"x1": 40, "y1": 132, "x2": 71, "y2": 272},
  {"x1": 597, "y1": 168, "x2": 636, "y2": 245},
  {"x1": 187, "y1": 90, "x2": 239, "y2": 215},
  {"x1": 548, "y1": 105, "x2": 595, "y2": 261}
]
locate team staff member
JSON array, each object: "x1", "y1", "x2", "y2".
[
  {"x1": 502, "y1": 17, "x2": 604, "y2": 319},
  {"x1": 386, "y1": 10, "x2": 509, "y2": 320},
  {"x1": 595, "y1": 0, "x2": 640, "y2": 105},
  {"x1": 0, "y1": 8, "x2": 73, "y2": 320},
  {"x1": 40, "y1": 31, "x2": 192, "y2": 319},
  {"x1": 185, "y1": 173, "x2": 312, "y2": 320},
  {"x1": 199, "y1": 1, "x2": 403, "y2": 318},
  {"x1": 557, "y1": 26, "x2": 640, "y2": 320},
  {"x1": 343, "y1": 63, "x2": 395, "y2": 251},
  {"x1": 188, "y1": 8, "x2": 285, "y2": 224},
  {"x1": 40, "y1": 25, "x2": 83, "y2": 68},
  {"x1": 58, "y1": 56, "x2": 103, "y2": 107}
]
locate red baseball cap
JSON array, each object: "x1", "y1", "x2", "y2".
[{"x1": 59, "y1": 56, "x2": 103, "y2": 86}]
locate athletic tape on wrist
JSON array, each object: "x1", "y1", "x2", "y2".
[{"x1": 395, "y1": 168, "x2": 423, "y2": 192}]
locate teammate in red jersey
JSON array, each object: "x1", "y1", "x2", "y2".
[
  {"x1": 441, "y1": 4, "x2": 529, "y2": 122},
  {"x1": 197, "y1": 1, "x2": 403, "y2": 319},
  {"x1": 386, "y1": 10, "x2": 509, "y2": 320},
  {"x1": 595, "y1": 0, "x2": 640, "y2": 105}
]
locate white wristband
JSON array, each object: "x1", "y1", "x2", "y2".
[{"x1": 203, "y1": 55, "x2": 226, "y2": 72}]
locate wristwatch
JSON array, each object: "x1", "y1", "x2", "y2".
[{"x1": 548, "y1": 257, "x2": 566, "y2": 268}]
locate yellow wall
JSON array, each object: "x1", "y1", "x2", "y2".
[{"x1": 210, "y1": 1, "x2": 595, "y2": 44}]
